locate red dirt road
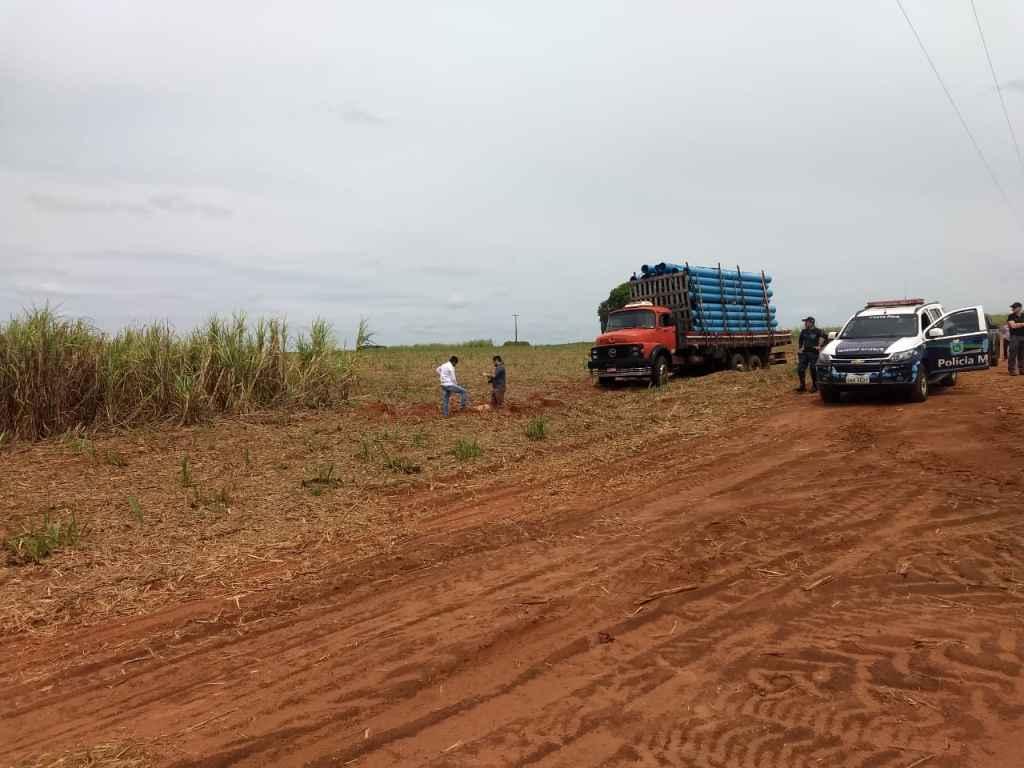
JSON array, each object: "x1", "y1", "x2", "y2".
[{"x1": 3, "y1": 370, "x2": 1024, "y2": 767}]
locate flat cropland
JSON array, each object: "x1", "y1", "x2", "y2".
[{"x1": 2, "y1": 346, "x2": 1023, "y2": 767}]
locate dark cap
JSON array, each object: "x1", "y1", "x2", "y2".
[
  {"x1": 1012, "y1": 302, "x2": 1022, "y2": 309},
  {"x1": 802, "y1": 316, "x2": 815, "y2": 323}
]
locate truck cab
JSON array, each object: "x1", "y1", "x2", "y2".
[
  {"x1": 588, "y1": 301, "x2": 677, "y2": 386},
  {"x1": 816, "y1": 299, "x2": 992, "y2": 403}
]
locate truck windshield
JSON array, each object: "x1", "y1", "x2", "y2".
[
  {"x1": 841, "y1": 314, "x2": 918, "y2": 339},
  {"x1": 606, "y1": 310, "x2": 656, "y2": 330}
]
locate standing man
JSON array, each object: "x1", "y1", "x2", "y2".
[
  {"x1": 1008, "y1": 302, "x2": 1024, "y2": 376},
  {"x1": 436, "y1": 356, "x2": 469, "y2": 416},
  {"x1": 797, "y1": 316, "x2": 826, "y2": 393},
  {"x1": 487, "y1": 355, "x2": 507, "y2": 408}
]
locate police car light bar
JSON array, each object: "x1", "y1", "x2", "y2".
[{"x1": 864, "y1": 298, "x2": 926, "y2": 308}]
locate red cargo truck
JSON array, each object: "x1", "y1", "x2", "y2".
[{"x1": 587, "y1": 271, "x2": 791, "y2": 387}]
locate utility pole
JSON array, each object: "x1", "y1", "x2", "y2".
[{"x1": 513, "y1": 314, "x2": 520, "y2": 343}]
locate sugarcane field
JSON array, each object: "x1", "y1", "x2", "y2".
[{"x1": 5, "y1": 3, "x2": 1024, "y2": 767}]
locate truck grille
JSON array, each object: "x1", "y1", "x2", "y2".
[
  {"x1": 832, "y1": 362, "x2": 887, "y2": 373},
  {"x1": 592, "y1": 345, "x2": 639, "y2": 361}
]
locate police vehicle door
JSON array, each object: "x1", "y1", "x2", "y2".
[{"x1": 923, "y1": 306, "x2": 990, "y2": 374}]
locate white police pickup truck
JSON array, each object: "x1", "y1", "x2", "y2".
[{"x1": 816, "y1": 299, "x2": 993, "y2": 404}]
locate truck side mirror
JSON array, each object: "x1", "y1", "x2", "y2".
[
  {"x1": 827, "y1": 331, "x2": 837, "y2": 341},
  {"x1": 927, "y1": 327, "x2": 944, "y2": 338}
]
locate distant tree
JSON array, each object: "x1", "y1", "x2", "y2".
[{"x1": 597, "y1": 283, "x2": 632, "y2": 332}]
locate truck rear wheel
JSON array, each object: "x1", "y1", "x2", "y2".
[
  {"x1": 728, "y1": 352, "x2": 746, "y2": 371},
  {"x1": 651, "y1": 355, "x2": 671, "y2": 387},
  {"x1": 747, "y1": 353, "x2": 763, "y2": 371}
]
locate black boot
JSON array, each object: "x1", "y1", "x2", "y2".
[{"x1": 795, "y1": 374, "x2": 807, "y2": 393}]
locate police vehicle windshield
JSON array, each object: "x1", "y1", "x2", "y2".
[
  {"x1": 606, "y1": 310, "x2": 656, "y2": 330},
  {"x1": 840, "y1": 314, "x2": 918, "y2": 339}
]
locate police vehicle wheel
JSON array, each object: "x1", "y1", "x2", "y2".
[
  {"x1": 908, "y1": 369, "x2": 929, "y2": 403},
  {"x1": 747, "y1": 354, "x2": 763, "y2": 371},
  {"x1": 728, "y1": 352, "x2": 746, "y2": 371}
]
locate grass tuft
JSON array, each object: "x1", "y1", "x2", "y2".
[
  {"x1": 356, "y1": 436, "x2": 376, "y2": 460},
  {"x1": 303, "y1": 463, "x2": 341, "y2": 495},
  {"x1": 6, "y1": 512, "x2": 82, "y2": 565},
  {"x1": 525, "y1": 417, "x2": 549, "y2": 441},
  {"x1": 452, "y1": 438, "x2": 483, "y2": 461},
  {"x1": 128, "y1": 495, "x2": 144, "y2": 523},
  {"x1": 103, "y1": 450, "x2": 128, "y2": 467},
  {"x1": 189, "y1": 485, "x2": 233, "y2": 513},
  {"x1": 180, "y1": 456, "x2": 193, "y2": 487},
  {"x1": 383, "y1": 454, "x2": 421, "y2": 474}
]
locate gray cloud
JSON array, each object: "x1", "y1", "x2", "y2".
[
  {"x1": 148, "y1": 194, "x2": 233, "y2": 219},
  {"x1": 334, "y1": 105, "x2": 387, "y2": 126},
  {"x1": 30, "y1": 194, "x2": 151, "y2": 216},
  {"x1": 28, "y1": 192, "x2": 233, "y2": 219}
]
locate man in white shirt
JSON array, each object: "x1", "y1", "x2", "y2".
[{"x1": 436, "y1": 356, "x2": 469, "y2": 416}]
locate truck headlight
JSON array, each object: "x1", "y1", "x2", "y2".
[
  {"x1": 633, "y1": 345, "x2": 644, "y2": 356},
  {"x1": 889, "y1": 348, "x2": 919, "y2": 363},
  {"x1": 590, "y1": 349, "x2": 598, "y2": 359}
]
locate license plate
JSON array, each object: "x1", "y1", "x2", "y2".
[{"x1": 846, "y1": 373, "x2": 871, "y2": 384}]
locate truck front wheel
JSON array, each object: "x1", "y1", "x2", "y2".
[{"x1": 652, "y1": 355, "x2": 671, "y2": 387}]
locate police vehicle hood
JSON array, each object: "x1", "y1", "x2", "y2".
[{"x1": 822, "y1": 336, "x2": 921, "y2": 357}]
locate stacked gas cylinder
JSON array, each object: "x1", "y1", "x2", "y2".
[{"x1": 637, "y1": 263, "x2": 777, "y2": 333}]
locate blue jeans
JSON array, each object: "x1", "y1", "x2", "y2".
[{"x1": 441, "y1": 385, "x2": 468, "y2": 415}]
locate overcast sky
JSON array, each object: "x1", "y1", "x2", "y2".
[{"x1": 3, "y1": 1, "x2": 1024, "y2": 344}]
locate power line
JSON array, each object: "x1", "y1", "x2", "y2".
[
  {"x1": 894, "y1": 0, "x2": 1014, "y2": 212},
  {"x1": 969, "y1": 0, "x2": 1024, "y2": 178}
]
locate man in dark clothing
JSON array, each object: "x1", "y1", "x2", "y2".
[
  {"x1": 487, "y1": 355, "x2": 507, "y2": 407},
  {"x1": 1008, "y1": 302, "x2": 1024, "y2": 376},
  {"x1": 797, "y1": 316, "x2": 826, "y2": 393}
]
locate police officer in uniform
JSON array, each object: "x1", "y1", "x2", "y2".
[{"x1": 797, "y1": 316, "x2": 826, "y2": 393}]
